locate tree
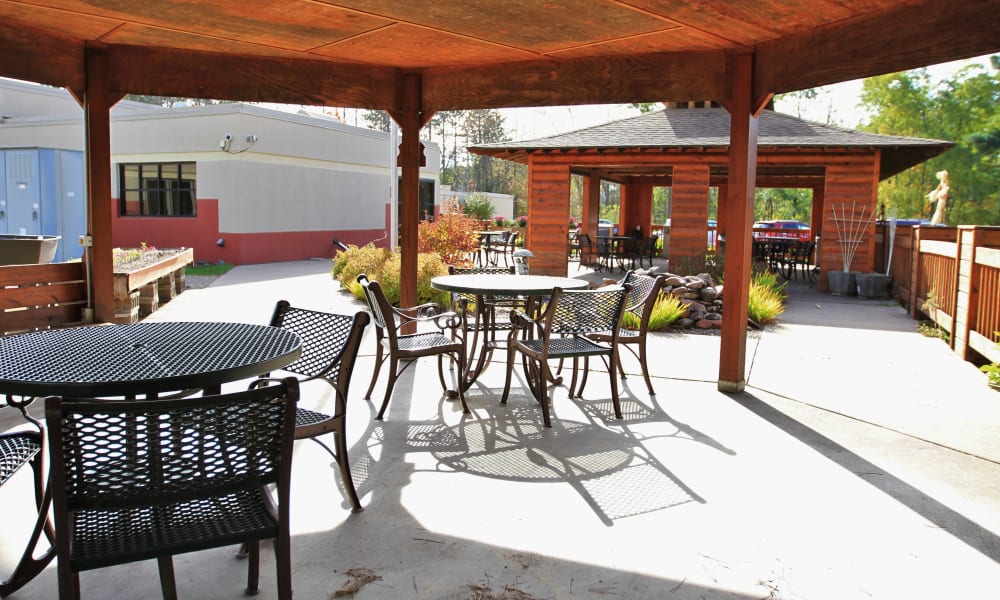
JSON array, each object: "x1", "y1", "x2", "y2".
[
  {"x1": 125, "y1": 95, "x2": 233, "y2": 107},
  {"x1": 859, "y1": 61, "x2": 1000, "y2": 225},
  {"x1": 362, "y1": 110, "x2": 391, "y2": 133}
]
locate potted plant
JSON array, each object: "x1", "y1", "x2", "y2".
[
  {"x1": 518, "y1": 215, "x2": 527, "y2": 228},
  {"x1": 828, "y1": 202, "x2": 874, "y2": 296},
  {"x1": 492, "y1": 215, "x2": 507, "y2": 228},
  {"x1": 981, "y1": 332, "x2": 1000, "y2": 391},
  {"x1": 568, "y1": 217, "x2": 578, "y2": 230}
]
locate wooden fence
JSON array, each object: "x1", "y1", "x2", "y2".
[
  {"x1": 1, "y1": 262, "x2": 88, "y2": 335},
  {"x1": 875, "y1": 224, "x2": 1000, "y2": 364}
]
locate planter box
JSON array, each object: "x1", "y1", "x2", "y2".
[
  {"x1": 0, "y1": 234, "x2": 61, "y2": 266},
  {"x1": 113, "y1": 248, "x2": 193, "y2": 323}
]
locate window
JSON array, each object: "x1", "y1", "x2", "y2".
[{"x1": 119, "y1": 162, "x2": 196, "y2": 217}]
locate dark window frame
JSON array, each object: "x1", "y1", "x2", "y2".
[{"x1": 118, "y1": 162, "x2": 197, "y2": 217}]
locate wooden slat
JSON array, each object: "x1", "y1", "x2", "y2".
[
  {"x1": 920, "y1": 240, "x2": 957, "y2": 258},
  {"x1": 0, "y1": 262, "x2": 85, "y2": 286},
  {"x1": 976, "y1": 246, "x2": 1000, "y2": 269},
  {"x1": 2, "y1": 303, "x2": 85, "y2": 335},
  {"x1": 0, "y1": 282, "x2": 87, "y2": 310}
]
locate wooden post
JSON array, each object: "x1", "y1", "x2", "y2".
[
  {"x1": 909, "y1": 226, "x2": 923, "y2": 318},
  {"x1": 718, "y1": 51, "x2": 767, "y2": 392},
  {"x1": 388, "y1": 73, "x2": 434, "y2": 318},
  {"x1": 583, "y1": 174, "x2": 600, "y2": 237},
  {"x1": 81, "y1": 44, "x2": 116, "y2": 323},
  {"x1": 952, "y1": 226, "x2": 978, "y2": 357}
]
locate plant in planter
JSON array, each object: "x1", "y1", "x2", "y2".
[
  {"x1": 518, "y1": 215, "x2": 527, "y2": 228},
  {"x1": 493, "y1": 215, "x2": 507, "y2": 228},
  {"x1": 569, "y1": 216, "x2": 578, "y2": 230},
  {"x1": 829, "y1": 201, "x2": 875, "y2": 296},
  {"x1": 980, "y1": 331, "x2": 1000, "y2": 391}
]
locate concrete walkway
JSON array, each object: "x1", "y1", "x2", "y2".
[{"x1": 3, "y1": 259, "x2": 998, "y2": 599}]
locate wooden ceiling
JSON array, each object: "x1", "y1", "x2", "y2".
[{"x1": 0, "y1": 0, "x2": 998, "y2": 113}]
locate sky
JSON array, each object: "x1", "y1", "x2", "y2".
[{"x1": 495, "y1": 54, "x2": 996, "y2": 140}]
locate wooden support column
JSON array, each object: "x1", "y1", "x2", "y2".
[
  {"x1": 667, "y1": 165, "x2": 710, "y2": 261},
  {"x1": 716, "y1": 183, "x2": 729, "y2": 241},
  {"x1": 389, "y1": 73, "x2": 434, "y2": 314},
  {"x1": 525, "y1": 157, "x2": 570, "y2": 275},
  {"x1": 81, "y1": 44, "x2": 116, "y2": 324},
  {"x1": 582, "y1": 174, "x2": 600, "y2": 238},
  {"x1": 623, "y1": 182, "x2": 653, "y2": 238},
  {"x1": 718, "y1": 51, "x2": 769, "y2": 392}
]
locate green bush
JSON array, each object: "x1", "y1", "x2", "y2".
[
  {"x1": 747, "y1": 276, "x2": 786, "y2": 324},
  {"x1": 625, "y1": 292, "x2": 689, "y2": 331},
  {"x1": 332, "y1": 243, "x2": 449, "y2": 306},
  {"x1": 463, "y1": 194, "x2": 495, "y2": 221}
]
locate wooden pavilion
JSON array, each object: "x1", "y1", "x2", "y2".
[
  {"x1": 1, "y1": 0, "x2": 996, "y2": 391},
  {"x1": 470, "y1": 106, "x2": 954, "y2": 288}
]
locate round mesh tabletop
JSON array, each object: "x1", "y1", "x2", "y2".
[
  {"x1": 431, "y1": 274, "x2": 589, "y2": 296},
  {"x1": 0, "y1": 322, "x2": 301, "y2": 397}
]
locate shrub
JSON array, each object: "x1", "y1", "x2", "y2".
[
  {"x1": 463, "y1": 194, "x2": 495, "y2": 221},
  {"x1": 518, "y1": 215, "x2": 528, "y2": 227},
  {"x1": 417, "y1": 199, "x2": 480, "y2": 265},
  {"x1": 747, "y1": 277, "x2": 785, "y2": 324},
  {"x1": 332, "y1": 244, "x2": 449, "y2": 306},
  {"x1": 624, "y1": 292, "x2": 688, "y2": 331}
]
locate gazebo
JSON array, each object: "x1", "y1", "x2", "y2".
[
  {"x1": 0, "y1": 0, "x2": 996, "y2": 391},
  {"x1": 470, "y1": 106, "x2": 954, "y2": 289}
]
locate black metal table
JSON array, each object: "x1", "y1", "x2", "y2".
[
  {"x1": 0, "y1": 321, "x2": 302, "y2": 398},
  {"x1": 431, "y1": 274, "x2": 589, "y2": 390},
  {"x1": 0, "y1": 321, "x2": 301, "y2": 596}
]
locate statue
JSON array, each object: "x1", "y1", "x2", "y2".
[{"x1": 926, "y1": 170, "x2": 949, "y2": 225}]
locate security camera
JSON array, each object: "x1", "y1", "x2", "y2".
[{"x1": 223, "y1": 133, "x2": 233, "y2": 141}]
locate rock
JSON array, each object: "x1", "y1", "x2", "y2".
[
  {"x1": 678, "y1": 318, "x2": 695, "y2": 329},
  {"x1": 715, "y1": 284, "x2": 723, "y2": 299},
  {"x1": 685, "y1": 277, "x2": 706, "y2": 290},
  {"x1": 699, "y1": 287, "x2": 718, "y2": 302},
  {"x1": 677, "y1": 290, "x2": 700, "y2": 300},
  {"x1": 665, "y1": 275, "x2": 686, "y2": 287},
  {"x1": 704, "y1": 312, "x2": 722, "y2": 320},
  {"x1": 697, "y1": 273, "x2": 716, "y2": 287},
  {"x1": 695, "y1": 319, "x2": 714, "y2": 329}
]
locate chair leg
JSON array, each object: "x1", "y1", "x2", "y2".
[
  {"x1": 364, "y1": 344, "x2": 385, "y2": 400},
  {"x1": 609, "y1": 352, "x2": 623, "y2": 420},
  {"x1": 537, "y1": 360, "x2": 552, "y2": 428},
  {"x1": 454, "y1": 352, "x2": 470, "y2": 414},
  {"x1": 500, "y1": 343, "x2": 517, "y2": 405},
  {"x1": 275, "y1": 530, "x2": 293, "y2": 600},
  {"x1": 637, "y1": 340, "x2": 655, "y2": 395},
  {"x1": 309, "y1": 435, "x2": 363, "y2": 512},
  {"x1": 375, "y1": 357, "x2": 400, "y2": 421},
  {"x1": 245, "y1": 541, "x2": 260, "y2": 596},
  {"x1": 157, "y1": 556, "x2": 178, "y2": 600}
]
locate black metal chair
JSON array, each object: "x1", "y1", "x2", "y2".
[
  {"x1": 587, "y1": 271, "x2": 667, "y2": 395},
  {"x1": 501, "y1": 285, "x2": 629, "y2": 427},
  {"x1": 0, "y1": 398, "x2": 55, "y2": 597},
  {"x1": 487, "y1": 230, "x2": 519, "y2": 268},
  {"x1": 357, "y1": 274, "x2": 469, "y2": 420},
  {"x1": 45, "y1": 378, "x2": 299, "y2": 600},
  {"x1": 575, "y1": 233, "x2": 597, "y2": 270},
  {"x1": 265, "y1": 301, "x2": 370, "y2": 512}
]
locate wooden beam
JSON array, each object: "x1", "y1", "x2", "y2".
[
  {"x1": 103, "y1": 43, "x2": 399, "y2": 108},
  {"x1": 423, "y1": 49, "x2": 727, "y2": 111},
  {"x1": 389, "y1": 73, "x2": 426, "y2": 316},
  {"x1": 83, "y1": 43, "x2": 115, "y2": 324},
  {"x1": 755, "y1": 0, "x2": 1000, "y2": 97},
  {"x1": 0, "y1": 18, "x2": 85, "y2": 91},
  {"x1": 718, "y1": 51, "x2": 759, "y2": 393}
]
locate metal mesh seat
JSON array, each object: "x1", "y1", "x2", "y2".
[
  {"x1": 501, "y1": 285, "x2": 629, "y2": 427},
  {"x1": 357, "y1": 274, "x2": 469, "y2": 420},
  {"x1": 266, "y1": 301, "x2": 371, "y2": 512},
  {"x1": 0, "y1": 414, "x2": 55, "y2": 597},
  {"x1": 588, "y1": 271, "x2": 667, "y2": 395},
  {"x1": 45, "y1": 378, "x2": 299, "y2": 600}
]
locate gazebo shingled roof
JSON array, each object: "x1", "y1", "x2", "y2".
[{"x1": 471, "y1": 108, "x2": 954, "y2": 180}]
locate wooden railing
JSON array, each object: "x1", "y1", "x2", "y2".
[
  {"x1": 875, "y1": 224, "x2": 1000, "y2": 364},
  {"x1": 1, "y1": 262, "x2": 88, "y2": 335}
]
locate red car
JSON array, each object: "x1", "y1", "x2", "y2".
[{"x1": 753, "y1": 220, "x2": 811, "y2": 242}]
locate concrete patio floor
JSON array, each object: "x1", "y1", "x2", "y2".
[{"x1": 2, "y1": 259, "x2": 998, "y2": 599}]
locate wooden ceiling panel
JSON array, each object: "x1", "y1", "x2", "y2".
[
  {"x1": 102, "y1": 24, "x2": 307, "y2": 59},
  {"x1": 622, "y1": 0, "x2": 856, "y2": 45},
  {"x1": 0, "y1": 1, "x2": 121, "y2": 40},
  {"x1": 548, "y1": 26, "x2": 727, "y2": 59},
  {"x1": 21, "y1": 0, "x2": 392, "y2": 51},
  {"x1": 312, "y1": 23, "x2": 541, "y2": 68},
  {"x1": 327, "y1": 0, "x2": 673, "y2": 53}
]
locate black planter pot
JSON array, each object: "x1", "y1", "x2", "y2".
[
  {"x1": 857, "y1": 272, "x2": 891, "y2": 299},
  {"x1": 827, "y1": 270, "x2": 859, "y2": 296}
]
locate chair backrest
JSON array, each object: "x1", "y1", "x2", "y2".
[
  {"x1": 269, "y1": 301, "x2": 370, "y2": 391},
  {"x1": 505, "y1": 230, "x2": 519, "y2": 250},
  {"x1": 448, "y1": 265, "x2": 515, "y2": 276},
  {"x1": 543, "y1": 285, "x2": 629, "y2": 336},
  {"x1": 46, "y1": 377, "x2": 298, "y2": 515},
  {"x1": 357, "y1": 274, "x2": 392, "y2": 331},
  {"x1": 620, "y1": 271, "x2": 667, "y2": 323}
]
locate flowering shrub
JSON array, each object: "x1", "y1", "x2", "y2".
[
  {"x1": 418, "y1": 198, "x2": 480, "y2": 265},
  {"x1": 569, "y1": 217, "x2": 578, "y2": 229},
  {"x1": 518, "y1": 215, "x2": 528, "y2": 227},
  {"x1": 493, "y1": 215, "x2": 507, "y2": 227}
]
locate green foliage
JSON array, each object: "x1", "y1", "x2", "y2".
[
  {"x1": 917, "y1": 320, "x2": 950, "y2": 343},
  {"x1": 859, "y1": 62, "x2": 1000, "y2": 225},
  {"x1": 331, "y1": 243, "x2": 449, "y2": 306},
  {"x1": 747, "y1": 276, "x2": 786, "y2": 324},
  {"x1": 362, "y1": 109, "x2": 391, "y2": 133},
  {"x1": 980, "y1": 362, "x2": 1000, "y2": 387},
  {"x1": 185, "y1": 262, "x2": 233, "y2": 276},
  {"x1": 626, "y1": 293, "x2": 688, "y2": 331},
  {"x1": 754, "y1": 188, "x2": 813, "y2": 222},
  {"x1": 463, "y1": 194, "x2": 496, "y2": 220}
]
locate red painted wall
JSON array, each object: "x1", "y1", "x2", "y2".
[{"x1": 113, "y1": 198, "x2": 387, "y2": 265}]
